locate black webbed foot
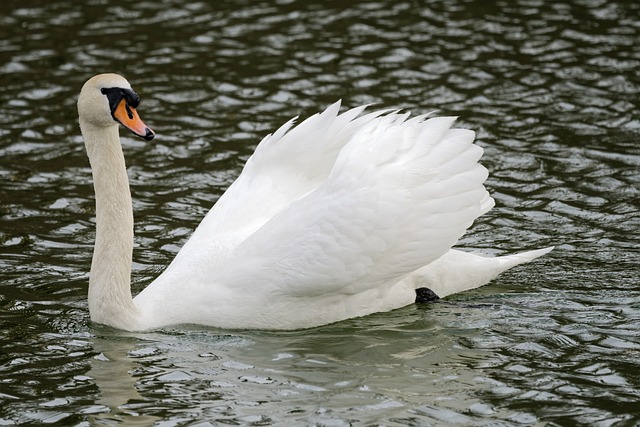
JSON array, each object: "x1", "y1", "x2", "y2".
[{"x1": 415, "y1": 287, "x2": 440, "y2": 303}]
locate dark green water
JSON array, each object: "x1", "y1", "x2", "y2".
[{"x1": 1, "y1": 0, "x2": 639, "y2": 425}]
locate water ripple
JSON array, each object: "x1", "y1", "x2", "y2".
[{"x1": 0, "y1": 0, "x2": 639, "y2": 425}]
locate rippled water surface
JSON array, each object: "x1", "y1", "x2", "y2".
[{"x1": 1, "y1": 0, "x2": 639, "y2": 425}]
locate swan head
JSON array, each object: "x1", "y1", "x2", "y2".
[{"x1": 78, "y1": 73, "x2": 155, "y2": 141}]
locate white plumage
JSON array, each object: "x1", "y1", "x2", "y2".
[{"x1": 78, "y1": 73, "x2": 552, "y2": 331}]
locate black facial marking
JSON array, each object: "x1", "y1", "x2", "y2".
[
  {"x1": 100, "y1": 87, "x2": 142, "y2": 116},
  {"x1": 122, "y1": 88, "x2": 141, "y2": 108}
]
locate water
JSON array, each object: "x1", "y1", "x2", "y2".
[{"x1": 1, "y1": 0, "x2": 639, "y2": 424}]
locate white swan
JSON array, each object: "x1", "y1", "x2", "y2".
[{"x1": 78, "y1": 73, "x2": 552, "y2": 331}]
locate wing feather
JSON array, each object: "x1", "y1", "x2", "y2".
[
  {"x1": 150, "y1": 102, "x2": 387, "y2": 287},
  {"x1": 213, "y1": 112, "x2": 493, "y2": 298}
]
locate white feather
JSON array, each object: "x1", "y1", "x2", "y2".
[{"x1": 78, "y1": 75, "x2": 552, "y2": 331}]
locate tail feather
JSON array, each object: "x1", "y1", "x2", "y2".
[
  {"x1": 494, "y1": 246, "x2": 555, "y2": 272},
  {"x1": 404, "y1": 247, "x2": 554, "y2": 299}
]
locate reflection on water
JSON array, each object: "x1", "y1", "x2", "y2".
[{"x1": 1, "y1": 0, "x2": 639, "y2": 425}]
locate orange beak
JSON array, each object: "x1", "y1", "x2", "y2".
[{"x1": 113, "y1": 98, "x2": 155, "y2": 141}]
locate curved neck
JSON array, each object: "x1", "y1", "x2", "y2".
[{"x1": 82, "y1": 122, "x2": 139, "y2": 330}]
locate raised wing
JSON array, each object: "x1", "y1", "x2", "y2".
[
  {"x1": 149, "y1": 102, "x2": 387, "y2": 287},
  {"x1": 214, "y1": 113, "x2": 494, "y2": 298}
]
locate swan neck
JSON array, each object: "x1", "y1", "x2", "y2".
[{"x1": 83, "y1": 122, "x2": 139, "y2": 330}]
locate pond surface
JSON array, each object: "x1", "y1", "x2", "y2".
[{"x1": 1, "y1": 0, "x2": 639, "y2": 425}]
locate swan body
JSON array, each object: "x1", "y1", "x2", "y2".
[{"x1": 79, "y1": 73, "x2": 552, "y2": 331}]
